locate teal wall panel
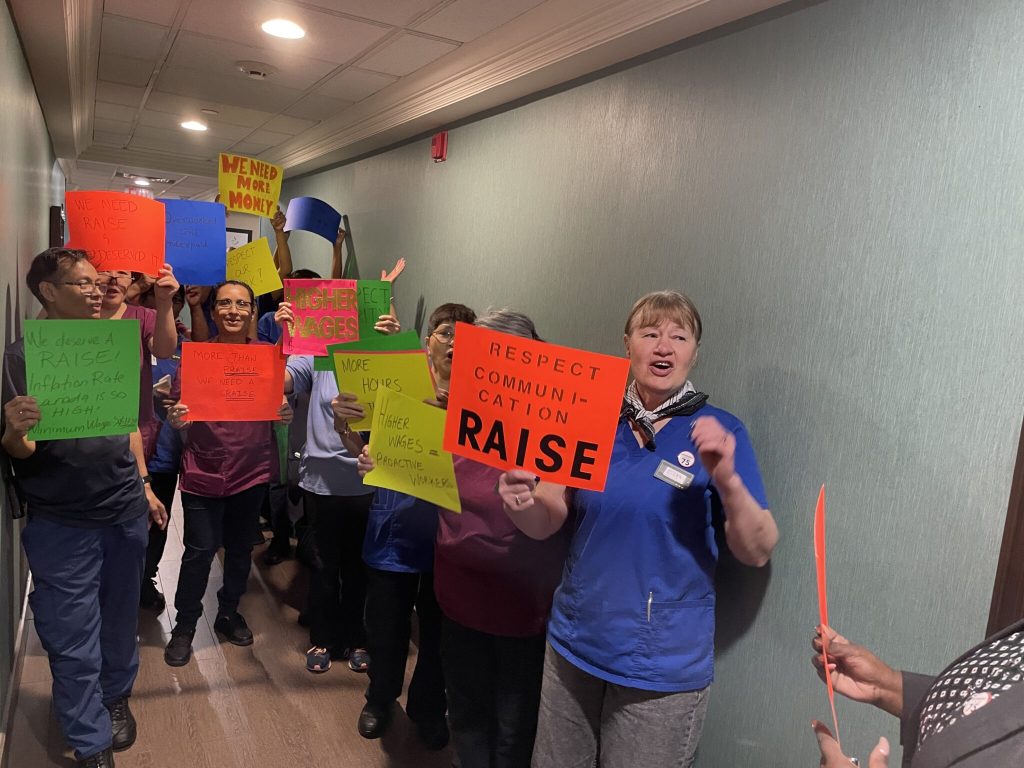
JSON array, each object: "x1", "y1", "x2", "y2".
[{"x1": 282, "y1": 0, "x2": 1024, "y2": 763}]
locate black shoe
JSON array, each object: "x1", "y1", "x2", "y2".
[
  {"x1": 357, "y1": 702, "x2": 391, "y2": 739},
  {"x1": 164, "y1": 626, "x2": 194, "y2": 667},
  {"x1": 78, "y1": 747, "x2": 115, "y2": 766},
  {"x1": 138, "y1": 579, "x2": 165, "y2": 612},
  {"x1": 416, "y1": 716, "x2": 450, "y2": 751},
  {"x1": 214, "y1": 612, "x2": 254, "y2": 646},
  {"x1": 106, "y1": 697, "x2": 136, "y2": 752},
  {"x1": 264, "y1": 544, "x2": 290, "y2": 566}
]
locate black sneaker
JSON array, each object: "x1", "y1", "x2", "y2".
[
  {"x1": 138, "y1": 579, "x2": 165, "y2": 612},
  {"x1": 213, "y1": 612, "x2": 254, "y2": 646},
  {"x1": 357, "y1": 702, "x2": 391, "y2": 739},
  {"x1": 164, "y1": 626, "x2": 194, "y2": 667},
  {"x1": 106, "y1": 697, "x2": 136, "y2": 751},
  {"x1": 416, "y1": 716, "x2": 450, "y2": 751},
  {"x1": 78, "y1": 747, "x2": 115, "y2": 766},
  {"x1": 264, "y1": 542, "x2": 290, "y2": 566}
]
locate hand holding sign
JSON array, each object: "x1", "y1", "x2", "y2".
[
  {"x1": 814, "y1": 485, "x2": 842, "y2": 749},
  {"x1": 332, "y1": 350, "x2": 435, "y2": 431}
]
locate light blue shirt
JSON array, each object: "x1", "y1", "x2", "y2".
[{"x1": 285, "y1": 355, "x2": 367, "y2": 497}]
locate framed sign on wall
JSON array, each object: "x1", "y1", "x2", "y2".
[{"x1": 226, "y1": 227, "x2": 253, "y2": 251}]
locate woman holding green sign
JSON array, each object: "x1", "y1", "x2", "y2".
[{"x1": 163, "y1": 279, "x2": 293, "y2": 667}]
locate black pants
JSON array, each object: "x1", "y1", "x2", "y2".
[
  {"x1": 441, "y1": 617, "x2": 546, "y2": 768},
  {"x1": 173, "y1": 485, "x2": 267, "y2": 631},
  {"x1": 143, "y1": 471, "x2": 178, "y2": 582},
  {"x1": 365, "y1": 568, "x2": 446, "y2": 723},
  {"x1": 263, "y1": 480, "x2": 292, "y2": 553},
  {"x1": 304, "y1": 491, "x2": 372, "y2": 652}
]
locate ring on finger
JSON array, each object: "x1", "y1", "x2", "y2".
[{"x1": 514, "y1": 495, "x2": 520, "y2": 505}]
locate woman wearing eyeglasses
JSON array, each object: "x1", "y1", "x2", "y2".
[{"x1": 162, "y1": 280, "x2": 293, "y2": 667}]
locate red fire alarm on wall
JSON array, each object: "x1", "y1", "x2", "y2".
[{"x1": 431, "y1": 131, "x2": 448, "y2": 163}]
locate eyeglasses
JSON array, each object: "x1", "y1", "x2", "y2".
[
  {"x1": 431, "y1": 327, "x2": 455, "y2": 344},
  {"x1": 214, "y1": 298, "x2": 254, "y2": 311},
  {"x1": 95, "y1": 275, "x2": 134, "y2": 290},
  {"x1": 48, "y1": 279, "x2": 103, "y2": 295}
]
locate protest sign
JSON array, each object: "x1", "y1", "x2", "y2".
[
  {"x1": 311, "y1": 280, "x2": 394, "y2": 370},
  {"x1": 180, "y1": 342, "x2": 285, "y2": 421},
  {"x1": 281, "y1": 279, "x2": 358, "y2": 355},
  {"x1": 442, "y1": 323, "x2": 630, "y2": 491},
  {"x1": 814, "y1": 485, "x2": 843, "y2": 748},
  {"x1": 218, "y1": 153, "x2": 283, "y2": 218},
  {"x1": 159, "y1": 199, "x2": 226, "y2": 284},
  {"x1": 362, "y1": 388, "x2": 461, "y2": 512},
  {"x1": 332, "y1": 350, "x2": 435, "y2": 431},
  {"x1": 65, "y1": 191, "x2": 165, "y2": 276},
  {"x1": 225, "y1": 237, "x2": 283, "y2": 296},
  {"x1": 284, "y1": 197, "x2": 342, "y2": 242},
  {"x1": 24, "y1": 319, "x2": 140, "y2": 440}
]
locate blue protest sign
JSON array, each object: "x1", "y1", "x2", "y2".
[
  {"x1": 158, "y1": 199, "x2": 227, "y2": 285},
  {"x1": 284, "y1": 196, "x2": 342, "y2": 243}
]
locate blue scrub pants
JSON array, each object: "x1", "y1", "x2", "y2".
[{"x1": 22, "y1": 513, "x2": 148, "y2": 759}]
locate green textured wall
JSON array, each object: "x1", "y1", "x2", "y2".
[
  {"x1": 282, "y1": 0, "x2": 1024, "y2": 763},
  {"x1": 0, "y1": 0, "x2": 62, "y2": 734}
]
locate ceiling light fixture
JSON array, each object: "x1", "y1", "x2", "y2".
[
  {"x1": 261, "y1": 18, "x2": 305, "y2": 39},
  {"x1": 133, "y1": 178, "x2": 151, "y2": 187},
  {"x1": 181, "y1": 120, "x2": 208, "y2": 131}
]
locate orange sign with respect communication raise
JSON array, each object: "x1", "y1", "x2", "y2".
[
  {"x1": 179, "y1": 342, "x2": 285, "y2": 422},
  {"x1": 442, "y1": 323, "x2": 630, "y2": 491}
]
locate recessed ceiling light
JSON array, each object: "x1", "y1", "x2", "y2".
[
  {"x1": 134, "y1": 178, "x2": 151, "y2": 187},
  {"x1": 200, "y1": 108, "x2": 219, "y2": 116},
  {"x1": 261, "y1": 18, "x2": 304, "y2": 39},
  {"x1": 181, "y1": 120, "x2": 208, "y2": 131}
]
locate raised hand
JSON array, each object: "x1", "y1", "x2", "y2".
[
  {"x1": 691, "y1": 415, "x2": 736, "y2": 487},
  {"x1": 381, "y1": 258, "x2": 406, "y2": 283}
]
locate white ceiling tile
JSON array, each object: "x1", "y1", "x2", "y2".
[
  {"x1": 166, "y1": 31, "x2": 339, "y2": 91},
  {"x1": 284, "y1": 93, "x2": 353, "y2": 121},
  {"x1": 357, "y1": 33, "x2": 458, "y2": 77},
  {"x1": 136, "y1": 109, "x2": 253, "y2": 142},
  {"x1": 232, "y1": 141, "x2": 275, "y2": 157},
  {"x1": 242, "y1": 128, "x2": 294, "y2": 147},
  {"x1": 181, "y1": 0, "x2": 391, "y2": 65},
  {"x1": 145, "y1": 91, "x2": 275, "y2": 128},
  {"x1": 104, "y1": 0, "x2": 181, "y2": 27},
  {"x1": 156, "y1": 66, "x2": 306, "y2": 113},
  {"x1": 98, "y1": 53, "x2": 156, "y2": 87},
  {"x1": 93, "y1": 117, "x2": 133, "y2": 137},
  {"x1": 95, "y1": 81, "x2": 147, "y2": 108},
  {"x1": 414, "y1": 0, "x2": 544, "y2": 43},
  {"x1": 317, "y1": 67, "x2": 397, "y2": 101},
  {"x1": 129, "y1": 126, "x2": 220, "y2": 158},
  {"x1": 100, "y1": 15, "x2": 169, "y2": 61},
  {"x1": 94, "y1": 101, "x2": 138, "y2": 123},
  {"x1": 75, "y1": 160, "x2": 119, "y2": 173},
  {"x1": 92, "y1": 132, "x2": 129, "y2": 148},
  {"x1": 261, "y1": 113, "x2": 318, "y2": 135},
  {"x1": 305, "y1": 0, "x2": 443, "y2": 26}
]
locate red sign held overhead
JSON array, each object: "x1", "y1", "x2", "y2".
[
  {"x1": 442, "y1": 323, "x2": 630, "y2": 491},
  {"x1": 65, "y1": 191, "x2": 165, "y2": 276}
]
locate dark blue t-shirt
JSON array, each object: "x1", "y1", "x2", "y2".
[{"x1": 2, "y1": 340, "x2": 148, "y2": 528}]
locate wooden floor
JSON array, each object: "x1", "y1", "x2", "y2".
[{"x1": 6, "y1": 493, "x2": 454, "y2": 767}]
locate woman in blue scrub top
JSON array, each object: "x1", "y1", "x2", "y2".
[{"x1": 498, "y1": 290, "x2": 779, "y2": 768}]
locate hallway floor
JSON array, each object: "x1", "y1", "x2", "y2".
[{"x1": 6, "y1": 494, "x2": 453, "y2": 767}]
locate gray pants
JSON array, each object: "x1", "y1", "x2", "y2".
[{"x1": 531, "y1": 644, "x2": 710, "y2": 768}]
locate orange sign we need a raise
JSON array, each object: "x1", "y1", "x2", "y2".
[{"x1": 443, "y1": 323, "x2": 629, "y2": 491}]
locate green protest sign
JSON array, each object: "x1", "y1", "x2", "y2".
[
  {"x1": 24, "y1": 319, "x2": 140, "y2": 440},
  {"x1": 313, "y1": 280, "x2": 396, "y2": 370}
]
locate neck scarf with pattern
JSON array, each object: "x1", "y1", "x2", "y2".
[{"x1": 621, "y1": 380, "x2": 708, "y2": 451}]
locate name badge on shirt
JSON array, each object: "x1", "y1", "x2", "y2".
[{"x1": 654, "y1": 459, "x2": 693, "y2": 490}]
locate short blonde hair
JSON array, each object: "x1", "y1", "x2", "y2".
[{"x1": 623, "y1": 291, "x2": 702, "y2": 342}]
